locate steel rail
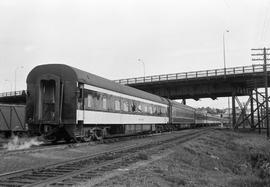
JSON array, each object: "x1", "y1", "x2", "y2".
[{"x1": 0, "y1": 128, "x2": 209, "y2": 186}]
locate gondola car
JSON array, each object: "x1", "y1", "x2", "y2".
[{"x1": 26, "y1": 64, "x2": 221, "y2": 142}]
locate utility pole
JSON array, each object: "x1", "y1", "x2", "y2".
[
  {"x1": 223, "y1": 30, "x2": 230, "y2": 125},
  {"x1": 252, "y1": 47, "x2": 270, "y2": 138}
]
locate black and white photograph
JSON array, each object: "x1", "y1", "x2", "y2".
[{"x1": 0, "y1": 0, "x2": 270, "y2": 186}]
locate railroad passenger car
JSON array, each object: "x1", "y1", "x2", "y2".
[
  {"x1": 169, "y1": 100, "x2": 195, "y2": 129},
  {"x1": 26, "y1": 64, "x2": 171, "y2": 141},
  {"x1": 195, "y1": 110, "x2": 208, "y2": 125},
  {"x1": 195, "y1": 111, "x2": 222, "y2": 126}
]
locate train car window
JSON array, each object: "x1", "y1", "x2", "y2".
[
  {"x1": 161, "y1": 107, "x2": 166, "y2": 115},
  {"x1": 165, "y1": 107, "x2": 168, "y2": 115},
  {"x1": 157, "y1": 106, "x2": 162, "y2": 115},
  {"x1": 153, "y1": 106, "x2": 157, "y2": 114},
  {"x1": 93, "y1": 92, "x2": 102, "y2": 110},
  {"x1": 138, "y1": 104, "x2": 142, "y2": 113},
  {"x1": 140, "y1": 103, "x2": 144, "y2": 113},
  {"x1": 87, "y1": 94, "x2": 93, "y2": 108},
  {"x1": 102, "y1": 97, "x2": 107, "y2": 110},
  {"x1": 148, "y1": 105, "x2": 153, "y2": 114},
  {"x1": 107, "y1": 95, "x2": 113, "y2": 111},
  {"x1": 123, "y1": 101, "x2": 128, "y2": 112},
  {"x1": 115, "y1": 99, "x2": 120, "y2": 111},
  {"x1": 143, "y1": 105, "x2": 148, "y2": 113},
  {"x1": 131, "y1": 101, "x2": 136, "y2": 112}
]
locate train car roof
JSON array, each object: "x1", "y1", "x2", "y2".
[{"x1": 27, "y1": 64, "x2": 169, "y2": 105}]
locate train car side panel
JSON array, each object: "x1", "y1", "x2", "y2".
[
  {"x1": 0, "y1": 104, "x2": 26, "y2": 135},
  {"x1": 170, "y1": 101, "x2": 195, "y2": 125},
  {"x1": 78, "y1": 83, "x2": 169, "y2": 125}
]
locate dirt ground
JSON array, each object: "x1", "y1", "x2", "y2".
[{"x1": 90, "y1": 128, "x2": 270, "y2": 187}]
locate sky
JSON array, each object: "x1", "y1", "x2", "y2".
[{"x1": 0, "y1": 0, "x2": 269, "y2": 108}]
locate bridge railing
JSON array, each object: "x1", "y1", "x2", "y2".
[
  {"x1": 0, "y1": 90, "x2": 26, "y2": 98},
  {"x1": 115, "y1": 64, "x2": 268, "y2": 84}
]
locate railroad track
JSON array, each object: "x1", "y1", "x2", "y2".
[
  {"x1": 0, "y1": 128, "x2": 210, "y2": 187},
  {"x1": 0, "y1": 134, "x2": 152, "y2": 156},
  {"x1": 0, "y1": 129, "x2": 179, "y2": 156}
]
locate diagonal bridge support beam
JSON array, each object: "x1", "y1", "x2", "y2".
[{"x1": 233, "y1": 88, "x2": 270, "y2": 137}]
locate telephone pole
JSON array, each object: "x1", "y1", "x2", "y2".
[{"x1": 252, "y1": 47, "x2": 270, "y2": 138}]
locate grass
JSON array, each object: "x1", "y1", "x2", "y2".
[
  {"x1": 77, "y1": 130, "x2": 270, "y2": 187},
  {"x1": 228, "y1": 176, "x2": 270, "y2": 187}
]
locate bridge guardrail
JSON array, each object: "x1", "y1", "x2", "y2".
[
  {"x1": 115, "y1": 64, "x2": 268, "y2": 85},
  {"x1": 0, "y1": 90, "x2": 26, "y2": 98}
]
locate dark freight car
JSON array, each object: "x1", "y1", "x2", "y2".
[{"x1": 0, "y1": 104, "x2": 26, "y2": 137}]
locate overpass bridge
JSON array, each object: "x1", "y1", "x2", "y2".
[
  {"x1": 115, "y1": 64, "x2": 269, "y2": 100},
  {"x1": 115, "y1": 64, "x2": 270, "y2": 135}
]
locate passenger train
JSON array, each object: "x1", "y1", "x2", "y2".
[{"x1": 26, "y1": 64, "x2": 221, "y2": 142}]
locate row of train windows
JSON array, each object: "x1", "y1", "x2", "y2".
[
  {"x1": 172, "y1": 108, "x2": 194, "y2": 118},
  {"x1": 85, "y1": 92, "x2": 167, "y2": 115}
]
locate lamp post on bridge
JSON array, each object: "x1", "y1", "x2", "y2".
[
  {"x1": 223, "y1": 30, "x2": 231, "y2": 125},
  {"x1": 223, "y1": 30, "x2": 229, "y2": 73},
  {"x1": 138, "y1": 58, "x2": 145, "y2": 77}
]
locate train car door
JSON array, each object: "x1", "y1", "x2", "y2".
[
  {"x1": 36, "y1": 74, "x2": 61, "y2": 124},
  {"x1": 77, "y1": 83, "x2": 85, "y2": 122}
]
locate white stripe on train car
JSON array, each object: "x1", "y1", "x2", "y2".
[
  {"x1": 83, "y1": 84, "x2": 167, "y2": 107},
  {"x1": 77, "y1": 110, "x2": 169, "y2": 124}
]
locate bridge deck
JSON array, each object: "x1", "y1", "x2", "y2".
[
  {"x1": 115, "y1": 64, "x2": 268, "y2": 85},
  {"x1": 115, "y1": 64, "x2": 270, "y2": 100}
]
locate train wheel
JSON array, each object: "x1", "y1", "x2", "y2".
[
  {"x1": 82, "y1": 130, "x2": 92, "y2": 142},
  {"x1": 93, "y1": 129, "x2": 104, "y2": 141}
]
